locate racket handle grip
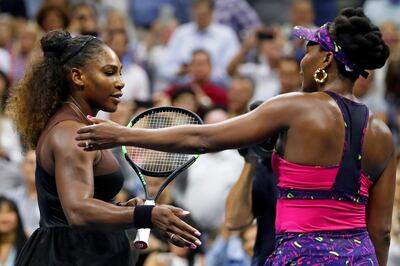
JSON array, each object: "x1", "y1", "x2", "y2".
[{"x1": 133, "y1": 200, "x2": 155, "y2": 250}]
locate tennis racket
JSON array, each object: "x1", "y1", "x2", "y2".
[{"x1": 122, "y1": 106, "x2": 203, "y2": 250}]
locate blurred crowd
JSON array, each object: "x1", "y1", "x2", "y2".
[{"x1": 1, "y1": 0, "x2": 400, "y2": 265}]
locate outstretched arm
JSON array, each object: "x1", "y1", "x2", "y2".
[{"x1": 77, "y1": 93, "x2": 305, "y2": 153}]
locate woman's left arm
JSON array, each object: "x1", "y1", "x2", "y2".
[
  {"x1": 366, "y1": 118, "x2": 397, "y2": 266},
  {"x1": 367, "y1": 153, "x2": 396, "y2": 266}
]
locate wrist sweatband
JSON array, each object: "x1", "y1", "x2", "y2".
[{"x1": 133, "y1": 205, "x2": 155, "y2": 228}]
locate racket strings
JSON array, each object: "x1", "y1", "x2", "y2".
[{"x1": 126, "y1": 110, "x2": 200, "y2": 173}]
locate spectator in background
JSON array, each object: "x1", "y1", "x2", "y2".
[
  {"x1": 44, "y1": 0, "x2": 69, "y2": 8},
  {"x1": 206, "y1": 223, "x2": 257, "y2": 266},
  {"x1": 0, "y1": 14, "x2": 14, "y2": 51},
  {"x1": 144, "y1": 241, "x2": 205, "y2": 266},
  {"x1": 164, "y1": 50, "x2": 228, "y2": 108},
  {"x1": 213, "y1": 0, "x2": 262, "y2": 41},
  {"x1": 288, "y1": 0, "x2": 315, "y2": 29},
  {"x1": 0, "y1": 196, "x2": 28, "y2": 266},
  {"x1": 103, "y1": 9, "x2": 137, "y2": 49},
  {"x1": 90, "y1": 0, "x2": 129, "y2": 26},
  {"x1": 5, "y1": 150, "x2": 40, "y2": 236},
  {"x1": 225, "y1": 99, "x2": 278, "y2": 266},
  {"x1": 144, "y1": 9, "x2": 179, "y2": 92},
  {"x1": 26, "y1": 0, "x2": 70, "y2": 20},
  {"x1": 68, "y1": 2, "x2": 99, "y2": 36},
  {"x1": 105, "y1": 29, "x2": 150, "y2": 102},
  {"x1": 24, "y1": 0, "x2": 44, "y2": 20},
  {"x1": 381, "y1": 21, "x2": 400, "y2": 61},
  {"x1": 223, "y1": 59, "x2": 299, "y2": 265},
  {"x1": 159, "y1": 0, "x2": 239, "y2": 87},
  {"x1": 129, "y1": 0, "x2": 190, "y2": 29},
  {"x1": 225, "y1": 148, "x2": 278, "y2": 266},
  {"x1": 171, "y1": 108, "x2": 244, "y2": 234},
  {"x1": 247, "y1": 0, "x2": 292, "y2": 25},
  {"x1": 0, "y1": 70, "x2": 10, "y2": 112},
  {"x1": 277, "y1": 56, "x2": 301, "y2": 94},
  {"x1": 0, "y1": 71, "x2": 23, "y2": 164},
  {"x1": 0, "y1": 71, "x2": 23, "y2": 195},
  {"x1": 9, "y1": 22, "x2": 41, "y2": 84},
  {"x1": 170, "y1": 87, "x2": 202, "y2": 115},
  {"x1": 36, "y1": 4, "x2": 70, "y2": 32},
  {"x1": 226, "y1": 75, "x2": 254, "y2": 117},
  {"x1": 364, "y1": 0, "x2": 400, "y2": 28},
  {"x1": 0, "y1": 48, "x2": 11, "y2": 75},
  {"x1": 104, "y1": 29, "x2": 135, "y2": 68},
  {"x1": 281, "y1": 0, "x2": 316, "y2": 58},
  {"x1": 354, "y1": 70, "x2": 390, "y2": 124},
  {"x1": 227, "y1": 27, "x2": 284, "y2": 101}
]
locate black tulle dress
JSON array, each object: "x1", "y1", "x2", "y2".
[{"x1": 16, "y1": 105, "x2": 132, "y2": 266}]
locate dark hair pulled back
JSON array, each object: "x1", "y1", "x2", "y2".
[
  {"x1": 6, "y1": 30, "x2": 104, "y2": 148},
  {"x1": 330, "y1": 8, "x2": 390, "y2": 81}
]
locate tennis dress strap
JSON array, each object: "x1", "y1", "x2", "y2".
[{"x1": 324, "y1": 91, "x2": 369, "y2": 193}]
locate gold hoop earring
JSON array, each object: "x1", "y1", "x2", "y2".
[{"x1": 314, "y1": 68, "x2": 328, "y2": 84}]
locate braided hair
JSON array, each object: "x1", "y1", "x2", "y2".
[{"x1": 330, "y1": 8, "x2": 390, "y2": 81}]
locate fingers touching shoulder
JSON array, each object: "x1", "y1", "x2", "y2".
[{"x1": 49, "y1": 120, "x2": 98, "y2": 161}]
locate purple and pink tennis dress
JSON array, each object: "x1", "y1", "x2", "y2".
[{"x1": 265, "y1": 91, "x2": 378, "y2": 265}]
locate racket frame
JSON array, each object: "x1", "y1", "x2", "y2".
[{"x1": 121, "y1": 106, "x2": 203, "y2": 249}]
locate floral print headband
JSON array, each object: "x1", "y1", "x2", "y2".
[{"x1": 293, "y1": 23, "x2": 369, "y2": 78}]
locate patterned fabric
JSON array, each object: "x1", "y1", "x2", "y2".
[
  {"x1": 268, "y1": 91, "x2": 375, "y2": 264},
  {"x1": 265, "y1": 228, "x2": 378, "y2": 265},
  {"x1": 277, "y1": 187, "x2": 368, "y2": 204},
  {"x1": 292, "y1": 23, "x2": 369, "y2": 78}
]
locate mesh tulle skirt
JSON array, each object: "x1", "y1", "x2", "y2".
[
  {"x1": 16, "y1": 226, "x2": 133, "y2": 266},
  {"x1": 265, "y1": 228, "x2": 378, "y2": 266}
]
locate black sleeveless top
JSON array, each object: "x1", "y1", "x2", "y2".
[{"x1": 16, "y1": 104, "x2": 132, "y2": 266}]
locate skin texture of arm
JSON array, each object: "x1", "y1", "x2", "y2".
[
  {"x1": 364, "y1": 117, "x2": 396, "y2": 266},
  {"x1": 77, "y1": 92, "x2": 304, "y2": 153},
  {"x1": 51, "y1": 121, "x2": 136, "y2": 230},
  {"x1": 224, "y1": 160, "x2": 256, "y2": 230},
  {"x1": 50, "y1": 121, "x2": 201, "y2": 247}
]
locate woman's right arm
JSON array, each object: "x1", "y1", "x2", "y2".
[
  {"x1": 77, "y1": 92, "x2": 308, "y2": 153},
  {"x1": 366, "y1": 118, "x2": 397, "y2": 266},
  {"x1": 51, "y1": 121, "x2": 201, "y2": 248}
]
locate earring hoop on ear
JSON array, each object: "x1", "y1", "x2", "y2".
[{"x1": 314, "y1": 68, "x2": 328, "y2": 84}]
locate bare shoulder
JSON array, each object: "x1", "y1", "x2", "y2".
[
  {"x1": 258, "y1": 92, "x2": 322, "y2": 114},
  {"x1": 363, "y1": 114, "x2": 394, "y2": 177},
  {"x1": 47, "y1": 120, "x2": 95, "y2": 158},
  {"x1": 251, "y1": 92, "x2": 333, "y2": 130}
]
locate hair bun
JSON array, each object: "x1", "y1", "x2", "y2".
[
  {"x1": 333, "y1": 7, "x2": 390, "y2": 70},
  {"x1": 41, "y1": 30, "x2": 72, "y2": 59}
]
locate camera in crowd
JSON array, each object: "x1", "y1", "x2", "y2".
[{"x1": 257, "y1": 29, "x2": 275, "y2": 41}]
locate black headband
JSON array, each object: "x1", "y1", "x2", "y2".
[{"x1": 60, "y1": 35, "x2": 97, "y2": 64}]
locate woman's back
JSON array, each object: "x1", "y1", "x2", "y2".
[{"x1": 275, "y1": 91, "x2": 392, "y2": 179}]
